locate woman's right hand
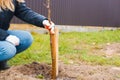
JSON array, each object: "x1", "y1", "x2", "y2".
[
  {"x1": 6, "y1": 35, "x2": 20, "y2": 46},
  {"x1": 42, "y1": 20, "x2": 55, "y2": 34}
]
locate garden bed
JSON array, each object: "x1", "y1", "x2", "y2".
[{"x1": 0, "y1": 61, "x2": 120, "y2": 80}]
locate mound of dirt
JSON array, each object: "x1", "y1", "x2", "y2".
[
  {"x1": 0, "y1": 62, "x2": 69, "y2": 80},
  {"x1": 1, "y1": 62, "x2": 120, "y2": 80},
  {"x1": 17, "y1": 62, "x2": 52, "y2": 78}
]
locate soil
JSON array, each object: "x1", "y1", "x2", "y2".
[{"x1": 0, "y1": 43, "x2": 120, "y2": 80}]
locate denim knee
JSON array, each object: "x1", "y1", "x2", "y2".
[
  {"x1": 21, "y1": 31, "x2": 33, "y2": 48},
  {"x1": 0, "y1": 42, "x2": 16, "y2": 61},
  {"x1": 24, "y1": 31, "x2": 33, "y2": 45},
  {"x1": 20, "y1": 31, "x2": 33, "y2": 44}
]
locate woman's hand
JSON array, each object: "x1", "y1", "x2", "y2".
[
  {"x1": 6, "y1": 35, "x2": 20, "y2": 46},
  {"x1": 42, "y1": 20, "x2": 55, "y2": 34}
]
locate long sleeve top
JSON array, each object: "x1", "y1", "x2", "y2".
[{"x1": 0, "y1": 0, "x2": 47, "y2": 40}]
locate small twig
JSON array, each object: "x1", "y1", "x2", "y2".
[{"x1": 44, "y1": 0, "x2": 51, "y2": 23}]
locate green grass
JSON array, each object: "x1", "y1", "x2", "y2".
[{"x1": 9, "y1": 29, "x2": 120, "y2": 66}]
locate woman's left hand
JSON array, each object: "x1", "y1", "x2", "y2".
[{"x1": 42, "y1": 20, "x2": 55, "y2": 34}]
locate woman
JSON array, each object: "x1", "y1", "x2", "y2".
[{"x1": 0, "y1": 0, "x2": 55, "y2": 70}]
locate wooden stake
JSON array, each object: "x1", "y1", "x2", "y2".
[
  {"x1": 45, "y1": 0, "x2": 59, "y2": 79},
  {"x1": 50, "y1": 28, "x2": 59, "y2": 79}
]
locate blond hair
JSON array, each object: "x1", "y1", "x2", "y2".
[{"x1": 0, "y1": 0, "x2": 25, "y2": 11}]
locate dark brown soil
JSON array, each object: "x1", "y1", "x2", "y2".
[
  {"x1": 1, "y1": 62, "x2": 120, "y2": 80},
  {"x1": 0, "y1": 62, "x2": 71, "y2": 80}
]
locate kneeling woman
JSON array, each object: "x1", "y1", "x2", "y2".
[{"x1": 0, "y1": 0, "x2": 55, "y2": 70}]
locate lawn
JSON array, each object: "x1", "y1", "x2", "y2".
[{"x1": 9, "y1": 29, "x2": 120, "y2": 66}]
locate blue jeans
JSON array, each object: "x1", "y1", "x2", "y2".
[{"x1": 0, "y1": 30, "x2": 33, "y2": 61}]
